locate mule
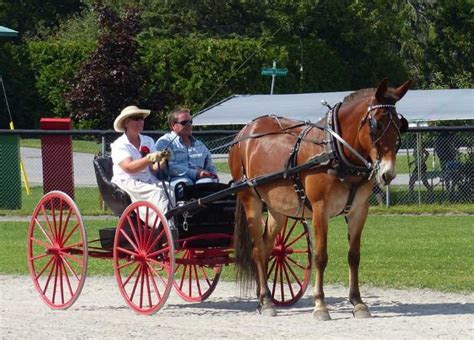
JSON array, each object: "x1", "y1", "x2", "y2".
[{"x1": 228, "y1": 78, "x2": 411, "y2": 319}]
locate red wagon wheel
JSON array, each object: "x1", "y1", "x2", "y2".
[
  {"x1": 173, "y1": 248, "x2": 222, "y2": 302},
  {"x1": 113, "y1": 201, "x2": 175, "y2": 315},
  {"x1": 268, "y1": 218, "x2": 313, "y2": 306},
  {"x1": 27, "y1": 191, "x2": 88, "y2": 309}
]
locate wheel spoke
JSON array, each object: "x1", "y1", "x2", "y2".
[
  {"x1": 33, "y1": 218, "x2": 54, "y2": 245},
  {"x1": 147, "y1": 263, "x2": 162, "y2": 301},
  {"x1": 61, "y1": 222, "x2": 80, "y2": 247},
  {"x1": 286, "y1": 254, "x2": 308, "y2": 270},
  {"x1": 40, "y1": 204, "x2": 56, "y2": 242},
  {"x1": 285, "y1": 230, "x2": 306, "y2": 248},
  {"x1": 145, "y1": 215, "x2": 161, "y2": 251},
  {"x1": 119, "y1": 227, "x2": 139, "y2": 252},
  {"x1": 270, "y1": 259, "x2": 280, "y2": 297},
  {"x1": 135, "y1": 208, "x2": 144, "y2": 249},
  {"x1": 126, "y1": 215, "x2": 140, "y2": 250},
  {"x1": 60, "y1": 254, "x2": 81, "y2": 280},
  {"x1": 282, "y1": 261, "x2": 296, "y2": 300},
  {"x1": 59, "y1": 207, "x2": 73, "y2": 241},
  {"x1": 50, "y1": 197, "x2": 59, "y2": 243},
  {"x1": 30, "y1": 236, "x2": 52, "y2": 249},
  {"x1": 282, "y1": 220, "x2": 297, "y2": 245},
  {"x1": 128, "y1": 265, "x2": 142, "y2": 302},
  {"x1": 60, "y1": 258, "x2": 74, "y2": 297},
  {"x1": 34, "y1": 256, "x2": 55, "y2": 280}
]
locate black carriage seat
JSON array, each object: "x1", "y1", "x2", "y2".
[
  {"x1": 175, "y1": 182, "x2": 236, "y2": 248},
  {"x1": 93, "y1": 156, "x2": 131, "y2": 216}
]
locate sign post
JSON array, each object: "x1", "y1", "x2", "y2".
[{"x1": 260, "y1": 61, "x2": 288, "y2": 95}]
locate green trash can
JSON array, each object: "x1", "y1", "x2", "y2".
[{"x1": 0, "y1": 135, "x2": 22, "y2": 209}]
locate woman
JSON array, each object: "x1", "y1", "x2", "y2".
[{"x1": 111, "y1": 105, "x2": 172, "y2": 218}]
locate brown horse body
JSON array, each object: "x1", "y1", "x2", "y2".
[{"x1": 229, "y1": 79, "x2": 411, "y2": 319}]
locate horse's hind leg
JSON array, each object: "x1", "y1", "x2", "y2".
[
  {"x1": 240, "y1": 193, "x2": 277, "y2": 316},
  {"x1": 346, "y1": 206, "x2": 372, "y2": 318}
]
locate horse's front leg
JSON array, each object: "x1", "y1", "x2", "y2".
[
  {"x1": 346, "y1": 203, "x2": 372, "y2": 318},
  {"x1": 312, "y1": 208, "x2": 331, "y2": 321}
]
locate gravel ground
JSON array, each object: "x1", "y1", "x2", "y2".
[{"x1": 1, "y1": 275, "x2": 473, "y2": 339}]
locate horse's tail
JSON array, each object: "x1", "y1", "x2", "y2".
[{"x1": 233, "y1": 196, "x2": 256, "y2": 291}]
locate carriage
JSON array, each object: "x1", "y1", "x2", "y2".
[
  {"x1": 27, "y1": 78, "x2": 411, "y2": 319},
  {"x1": 27, "y1": 155, "x2": 313, "y2": 315}
]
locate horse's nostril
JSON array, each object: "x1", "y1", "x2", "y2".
[{"x1": 382, "y1": 173, "x2": 389, "y2": 183}]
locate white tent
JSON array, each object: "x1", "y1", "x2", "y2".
[{"x1": 194, "y1": 89, "x2": 473, "y2": 126}]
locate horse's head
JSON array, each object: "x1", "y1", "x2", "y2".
[{"x1": 358, "y1": 78, "x2": 411, "y2": 185}]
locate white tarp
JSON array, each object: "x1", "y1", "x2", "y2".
[{"x1": 194, "y1": 89, "x2": 473, "y2": 126}]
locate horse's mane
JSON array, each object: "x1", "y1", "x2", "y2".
[
  {"x1": 343, "y1": 88, "x2": 375, "y2": 104},
  {"x1": 343, "y1": 86, "x2": 400, "y2": 104}
]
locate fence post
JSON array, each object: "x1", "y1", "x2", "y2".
[
  {"x1": 100, "y1": 135, "x2": 106, "y2": 211},
  {"x1": 416, "y1": 131, "x2": 422, "y2": 205}
]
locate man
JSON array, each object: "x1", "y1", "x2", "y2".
[{"x1": 155, "y1": 107, "x2": 218, "y2": 197}]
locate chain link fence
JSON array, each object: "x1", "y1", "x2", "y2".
[{"x1": 0, "y1": 127, "x2": 472, "y2": 213}]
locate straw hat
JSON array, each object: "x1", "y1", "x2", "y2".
[{"x1": 113, "y1": 106, "x2": 151, "y2": 132}]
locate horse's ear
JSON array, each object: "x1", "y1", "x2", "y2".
[
  {"x1": 375, "y1": 78, "x2": 389, "y2": 102},
  {"x1": 393, "y1": 79, "x2": 412, "y2": 101}
]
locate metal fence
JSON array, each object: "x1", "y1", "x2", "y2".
[{"x1": 0, "y1": 126, "x2": 472, "y2": 212}]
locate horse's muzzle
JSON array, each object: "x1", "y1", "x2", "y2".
[{"x1": 381, "y1": 172, "x2": 395, "y2": 186}]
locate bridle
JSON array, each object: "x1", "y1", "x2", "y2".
[{"x1": 364, "y1": 103, "x2": 406, "y2": 151}]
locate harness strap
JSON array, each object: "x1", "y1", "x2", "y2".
[
  {"x1": 284, "y1": 125, "x2": 313, "y2": 216},
  {"x1": 338, "y1": 182, "x2": 362, "y2": 216}
]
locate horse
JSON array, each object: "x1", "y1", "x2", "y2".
[{"x1": 228, "y1": 78, "x2": 411, "y2": 319}]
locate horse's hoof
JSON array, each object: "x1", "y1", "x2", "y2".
[
  {"x1": 353, "y1": 303, "x2": 371, "y2": 318},
  {"x1": 257, "y1": 304, "x2": 277, "y2": 317},
  {"x1": 313, "y1": 309, "x2": 331, "y2": 321}
]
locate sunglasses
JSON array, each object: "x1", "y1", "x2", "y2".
[
  {"x1": 175, "y1": 119, "x2": 192, "y2": 126},
  {"x1": 129, "y1": 116, "x2": 144, "y2": 121}
]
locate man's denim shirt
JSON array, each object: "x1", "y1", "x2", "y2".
[{"x1": 155, "y1": 131, "x2": 216, "y2": 182}]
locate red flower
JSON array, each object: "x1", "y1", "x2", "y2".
[{"x1": 139, "y1": 146, "x2": 150, "y2": 157}]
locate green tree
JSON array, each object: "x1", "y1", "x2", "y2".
[
  {"x1": 64, "y1": 3, "x2": 171, "y2": 129},
  {"x1": 0, "y1": 0, "x2": 84, "y2": 39}
]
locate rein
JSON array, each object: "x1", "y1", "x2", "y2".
[{"x1": 208, "y1": 116, "x2": 326, "y2": 153}]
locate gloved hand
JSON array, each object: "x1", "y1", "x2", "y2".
[
  {"x1": 160, "y1": 150, "x2": 172, "y2": 160},
  {"x1": 146, "y1": 151, "x2": 170, "y2": 163}
]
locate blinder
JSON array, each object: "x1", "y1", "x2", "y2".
[
  {"x1": 365, "y1": 104, "x2": 410, "y2": 155},
  {"x1": 369, "y1": 116, "x2": 380, "y2": 140},
  {"x1": 398, "y1": 114, "x2": 409, "y2": 133}
]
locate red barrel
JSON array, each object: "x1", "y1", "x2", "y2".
[{"x1": 40, "y1": 118, "x2": 74, "y2": 199}]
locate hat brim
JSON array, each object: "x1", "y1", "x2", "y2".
[{"x1": 114, "y1": 109, "x2": 151, "y2": 132}]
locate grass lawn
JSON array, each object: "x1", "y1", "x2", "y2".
[
  {"x1": 21, "y1": 138, "x2": 102, "y2": 154},
  {"x1": 0, "y1": 186, "x2": 108, "y2": 216},
  {"x1": 2, "y1": 215, "x2": 472, "y2": 293}
]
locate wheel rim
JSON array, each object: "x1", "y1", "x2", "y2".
[
  {"x1": 113, "y1": 201, "x2": 175, "y2": 315},
  {"x1": 27, "y1": 191, "x2": 88, "y2": 309},
  {"x1": 173, "y1": 249, "x2": 222, "y2": 302},
  {"x1": 268, "y1": 218, "x2": 312, "y2": 306}
]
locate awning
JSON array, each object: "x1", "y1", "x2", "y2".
[
  {"x1": 194, "y1": 89, "x2": 473, "y2": 126},
  {"x1": 0, "y1": 26, "x2": 18, "y2": 38}
]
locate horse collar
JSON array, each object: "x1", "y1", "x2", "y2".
[{"x1": 326, "y1": 104, "x2": 373, "y2": 179}]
